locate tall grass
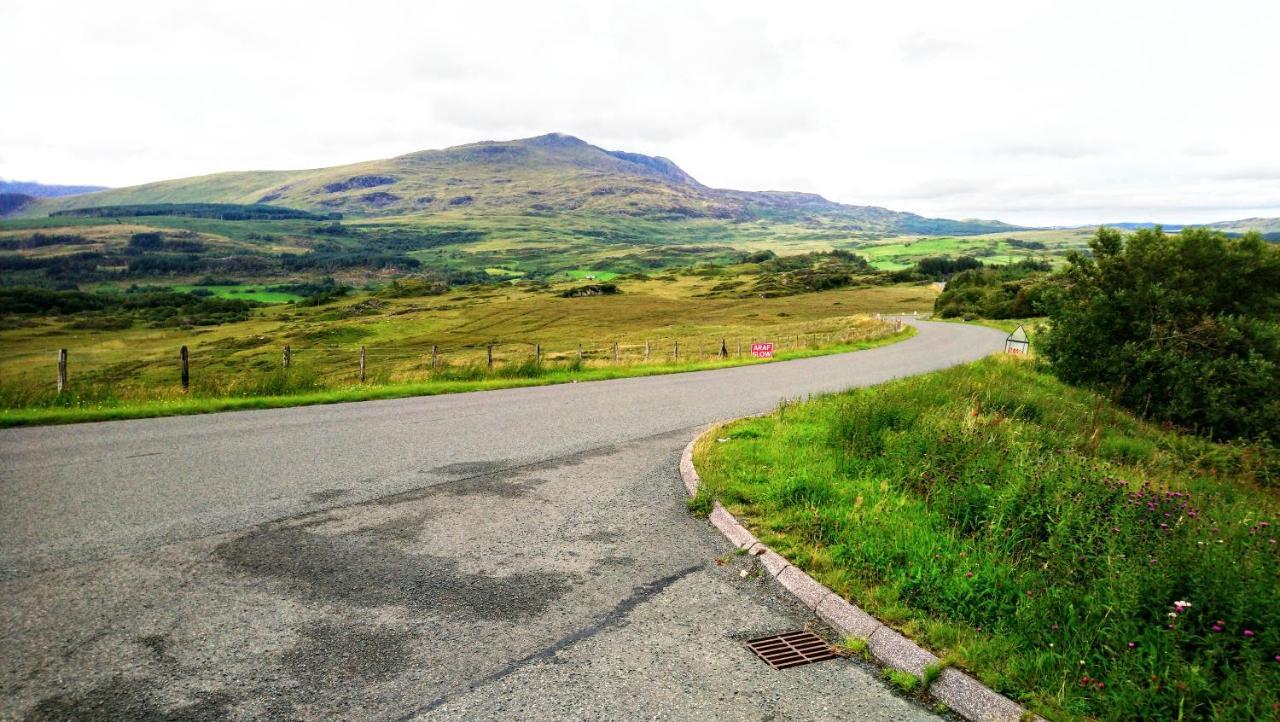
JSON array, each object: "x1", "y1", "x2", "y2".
[
  {"x1": 696, "y1": 356, "x2": 1279, "y2": 721},
  {"x1": 0, "y1": 328, "x2": 912, "y2": 427}
]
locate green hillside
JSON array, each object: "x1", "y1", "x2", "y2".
[{"x1": 19, "y1": 133, "x2": 1017, "y2": 236}]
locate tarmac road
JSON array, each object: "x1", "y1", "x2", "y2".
[{"x1": 0, "y1": 320, "x2": 1004, "y2": 721}]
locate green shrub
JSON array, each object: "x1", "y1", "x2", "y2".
[{"x1": 1042, "y1": 226, "x2": 1280, "y2": 443}]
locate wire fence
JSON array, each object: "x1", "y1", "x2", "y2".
[{"x1": 15, "y1": 314, "x2": 915, "y2": 398}]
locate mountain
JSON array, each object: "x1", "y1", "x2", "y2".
[
  {"x1": 21, "y1": 133, "x2": 1016, "y2": 235},
  {"x1": 0, "y1": 179, "x2": 108, "y2": 198}
]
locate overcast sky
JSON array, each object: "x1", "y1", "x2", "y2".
[{"x1": 3, "y1": 0, "x2": 1278, "y2": 226}]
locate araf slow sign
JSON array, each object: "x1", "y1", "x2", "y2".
[
  {"x1": 1005, "y1": 325, "x2": 1030, "y2": 354},
  {"x1": 751, "y1": 342, "x2": 774, "y2": 359}
]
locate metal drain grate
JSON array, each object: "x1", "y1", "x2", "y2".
[{"x1": 745, "y1": 631, "x2": 839, "y2": 669}]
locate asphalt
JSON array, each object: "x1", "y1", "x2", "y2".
[{"x1": 0, "y1": 320, "x2": 1005, "y2": 721}]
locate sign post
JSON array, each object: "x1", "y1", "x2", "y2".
[{"x1": 1004, "y1": 325, "x2": 1030, "y2": 354}]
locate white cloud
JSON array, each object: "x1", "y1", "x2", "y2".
[{"x1": 2, "y1": 0, "x2": 1278, "y2": 226}]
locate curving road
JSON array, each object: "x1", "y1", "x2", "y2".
[{"x1": 0, "y1": 320, "x2": 1004, "y2": 721}]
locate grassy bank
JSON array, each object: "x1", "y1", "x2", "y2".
[
  {"x1": 0, "y1": 326, "x2": 913, "y2": 427},
  {"x1": 694, "y1": 357, "x2": 1278, "y2": 720}
]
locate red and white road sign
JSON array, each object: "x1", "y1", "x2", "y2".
[{"x1": 750, "y1": 342, "x2": 774, "y2": 358}]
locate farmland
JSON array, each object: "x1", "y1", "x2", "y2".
[{"x1": 0, "y1": 266, "x2": 933, "y2": 426}]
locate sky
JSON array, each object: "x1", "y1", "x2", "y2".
[{"x1": 3, "y1": 0, "x2": 1278, "y2": 226}]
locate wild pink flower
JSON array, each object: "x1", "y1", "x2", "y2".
[
  {"x1": 1128, "y1": 642, "x2": 1136, "y2": 649},
  {"x1": 1244, "y1": 630, "x2": 1255, "y2": 638},
  {"x1": 966, "y1": 571, "x2": 974, "y2": 578},
  {"x1": 1212, "y1": 624, "x2": 1223, "y2": 633}
]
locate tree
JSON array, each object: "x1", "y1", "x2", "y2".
[{"x1": 1042, "y1": 226, "x2": 1280, "y2": 442}]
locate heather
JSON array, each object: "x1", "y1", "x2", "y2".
[{"x1": 695, "y1": 356, "x2": 1279, "y2": 720}]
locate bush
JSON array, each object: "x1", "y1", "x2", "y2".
[
  {"x1": 1042, "y1": 227, "x2": 1280, "y2": 442},
  {"x1": 933, "y1": 260, "x2": 1052, "y2": 319}
]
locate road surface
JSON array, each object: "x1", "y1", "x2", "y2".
[{"x1": 0, "y1": 320, "x2": 1004, "y2": 721}]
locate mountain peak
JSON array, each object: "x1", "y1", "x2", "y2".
[{"x1": 522, "y1": 132, "x2": 590, "y2": 148}]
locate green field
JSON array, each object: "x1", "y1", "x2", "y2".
[
  {"x1": 694, "y1": 357, "x2": 1278, "y2": 721},
  {"x1": 853, "y1": 229, "x2": 1095, "y2": 270},
  {"x1": 170, "y1": 284, "x2": 305, "y2": 304},
  {"x1": 564, "y1": 269, "x2": 619, "y2": 281}
]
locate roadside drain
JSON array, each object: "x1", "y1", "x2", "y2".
[{"x1": 745, "y1": 631, "x2": 839, "y2": 670}]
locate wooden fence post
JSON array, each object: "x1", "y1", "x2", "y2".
[
  {"x1": 359, "y1": 346, "x2": 366, "y2": 382},
  {"x1": 535, "y1": 343, "x2": 542, "y2": 363},
  {"x1": 577, "y1": 343, "x2": 583, "y2": 361},
  {"x1": 180, "y1": 345, "x2": 189, "y2": 391},
  {"x1": 431, "y1": 344, "x2": 438, "y2": 369},
  {"x1": 736, "y1": 339, "x2": 741, "y2": 358},
  {"x1": 57, "y1": 348, "x2": 68, "y2": 393},
  {"x1": 720, "y1": 339, "x2": 728, "y2": 358},
  {"x1": 283, "y1": 345, "x2": 291, "y2": 369},
  {"x1": 612, "y1": 342, "x2": 619, "y2": 363},
  {"x1": 487, "y1": 344, "x2": 494, "y2": 370},
  {"x1": 673, "y1": 339, "x2": 679, "y2": 361}
]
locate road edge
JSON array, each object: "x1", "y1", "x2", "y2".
[{"x1": 681, "y1": 426, "x2": 1041, "y2": 722}]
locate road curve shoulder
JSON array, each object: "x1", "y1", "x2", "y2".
[{"x1": 680, "y1": 427, "x2": 1042, "y2": 722}]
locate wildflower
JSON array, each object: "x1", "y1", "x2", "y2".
[
  {"x1": 1168, "y1": 612, "x2": 1179, "y2": 618},
  {"x1": 1128, "y1": 642, "x2": 1136, "y2": 649},
  {"x1": 1096, "y1": 682, "x2": 1105, "y2": 690},
  {"x1": 1244, "y1": 630, "x2": 1256, "y2": 638},
  {"x1": 1211, "y1": 624, "x2": 1223, "y2": 633},
  {"x1": 1173, "y1": 601, "x2": 1192, "y2": 611},
  {"x1": 966, "y1": 571, "x2": 974, "y2": 578}
]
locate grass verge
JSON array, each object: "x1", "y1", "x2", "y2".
[
  {"x1": 0, "y1": 326, "x2": 913, "y2": 428},
  {"x1": 694, "y1": 356, "x2": 1278, "y2": 721}
]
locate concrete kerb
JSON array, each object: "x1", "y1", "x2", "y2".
[{"x1": 681, "y1": 428, "x2": 1037, "y2": 722}]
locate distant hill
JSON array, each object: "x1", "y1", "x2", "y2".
[
  {"x1": 21, "y1": 133, "x2": 1017, "y2": 236},
  {"x1": 0, "y1": 179, "x2": 108, "y2": 198},
  {"x1": 1071, "y1": 218, "x2": 1280, "y2": 235},
  {"x1": 1200, "y1": 217, "x2": 1280, "y2": 234},
  {"x1": 0, "y1": 193, "x2": 36, "y2": 217}
]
